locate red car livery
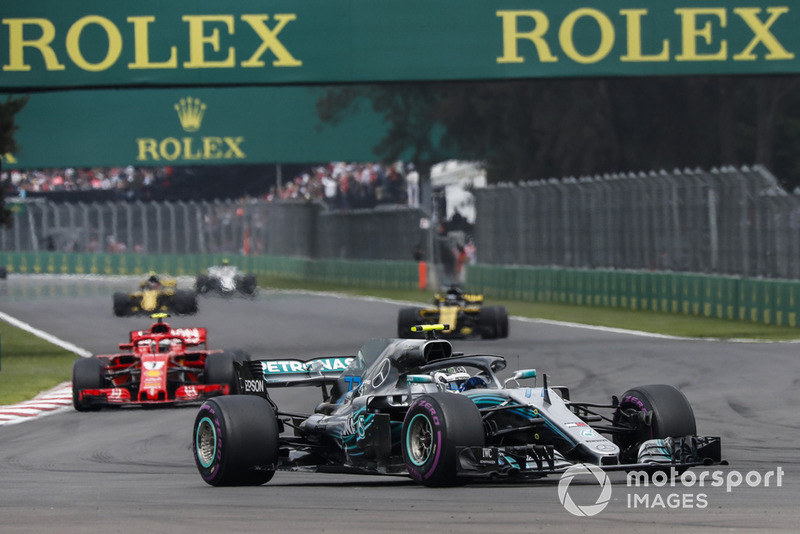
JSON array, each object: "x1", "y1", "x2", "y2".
[{"x1": 72, "y1": 315, "x2": 245, "y2": 411}]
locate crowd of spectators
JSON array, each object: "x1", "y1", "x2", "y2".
[
  {"x1": 2, "y1": 166, "x2": 173, "y2": 200},
  {"x1": 2, "y1": 161, "x2": 422, "y2": 210},
  {"x1": 266, "y1": 161, "x2": 420, "y2": 210}
]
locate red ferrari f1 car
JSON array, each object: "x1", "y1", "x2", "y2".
[{"x1": 72, "y1": 314, "x2": 245, "y2": 411}]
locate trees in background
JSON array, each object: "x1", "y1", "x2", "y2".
[
  {"x1": 0, "y1": 94, "x2": 29, "y2": 228},
  {"x1": 318, "y1": 76, "x2": 800, "y2": 190}
]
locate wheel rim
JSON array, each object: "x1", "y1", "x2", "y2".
[
  {"x1": 196, "y1": 417, "x2": 218, "y2": 468},
  {"x1": 406, "y1": 413, "x2": 434, "y2": 466}
]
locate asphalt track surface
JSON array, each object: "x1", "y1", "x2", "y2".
[{"x1": 0, "y1": 276, "x2": 798, "y2": 533}]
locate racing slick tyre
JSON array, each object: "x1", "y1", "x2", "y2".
[
  {"x1": 195, "y1": 275, "x2": 212, "y2": 294},
  {"x1": 238, "y1": 274, "x2": 258, "y2": 297},
  {"x1": 230, "y1": 349, "x2": 252, "y2": 365},
  {"x1": 494, "y1": 306, "x2": 509, "y2": 338},
  {"x1": 397, "y1": 307, "x2": 422, "y2": 338},
  {"x1": 204, "y1": 352, "x2": 240, "y2": 394},
  {"x1": 72, "y1": 357, "x2": 105, "y2": 412},
  {"x1": 478, "y1": 306, "x2": 499, "y2": 339},
  {"x1": 173, "y1": 290, "x2": 198, "y2": 315},
  {"x1": 498, "y1": 306, "x2": 508, "y2": 338},
  {"x1": 612, "y1": 384, "x2": 697, "y2": 464},
  {"x1": 0, "y1": 266, "x2": 7, "y2": 279},
  {"x1": 112, "y1": 292, "x2": 131, "y2": 317},
  {"x1": 193, "y1": 396, "x2": 280, "y2": 486},
  {"x1": 402, "y1": 393, "x2": 485, "y2": 487}
]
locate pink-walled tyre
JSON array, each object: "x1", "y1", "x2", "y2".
[
  {"x1": 402, "y1": 393, "x2": 484, "y2": 486},
  {"x1": 193, "y1": 395, "x2": 279, "y2": 486}
]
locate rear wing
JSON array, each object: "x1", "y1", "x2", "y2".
[
  {"x1": 237, "y1": 356, "x2": 354, "y2": 394},
  {"x1": 125, "y1": 327, "x2": 208, "y2": 348}
]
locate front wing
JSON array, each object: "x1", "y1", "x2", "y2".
[
  {"x1": 76, "y1": 383, "x2": 229, "y2": 407},
  {"x1": 455, "y1": 435, "x2": 724, "y2": 479}
]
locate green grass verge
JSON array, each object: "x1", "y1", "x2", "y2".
[
  {"x1": 2, "y1": 276, "x2": 799, "y2": 406},
  {"x1": 0, "y1": 321, "x2": 76, "y2": 406}
]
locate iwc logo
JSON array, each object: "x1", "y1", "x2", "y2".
[{"x1": 136, "y1": 96, "x2": 246, "y2": 162}]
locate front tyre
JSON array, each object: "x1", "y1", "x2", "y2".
[
  {"x1": 397, "y1": 307, "x2": 422, "y2": 338},
  {"x1": 613, "y1": 384, "x2": 697, "y2": 463},
  {"x1": 193, "y1": 396, "x2": 280, "y2": 486},
  {"x1": 238, "y1": 274, "x2": 258, "y2": 297},
  {"x1": 72, "y1": 357, "x2": 105, "y2": 412},
  {"x1": 112, "y1": 292, "x2": 130, "y2": 317},
  {"x1": 402, "y1": 393, "x2": 485, "y2": 487},
  {"x1": 195, "y1": 275, "x2": 211, "y2": 294}
]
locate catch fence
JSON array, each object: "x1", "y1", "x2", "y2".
[
  {"x1": 2, "y1": 199, "x2": 430, "y2": 263},
  {"x1": 473, "y1": 165, "x2": 796, "y2": 279},
  {"x1": 4, "y1": 164, "x2": 800, "y2": 287}
]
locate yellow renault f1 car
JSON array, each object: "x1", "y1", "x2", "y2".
[
  {"x1": 112, "y1": 273, "x2": 198, "y2": 317},
  {"x1": 397, "y1": 285, "x2": 509, "y2": 339}
]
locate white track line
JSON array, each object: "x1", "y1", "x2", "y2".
[
  {"x1": 280, "y1": 288, "x2": 800, "y2": 343},
  {"x1": 0, "y1": 310, "x2": 92, "y2": 358}
]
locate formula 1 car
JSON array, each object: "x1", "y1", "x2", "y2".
[
  {"x1": 191, "y1": 324, "x2": 723, "y2": 487},
  {"x1": 195, "y1": 261, "x2": 257, "y2": 297},
  {"x1": 113, "y1": 273, "x2": 198, "y2": 317},
  {"x1": 397, "y1": 285, "x2": 508, "y2": 339},
  {"x1": 72, "y1": 314, "x2": 246, "y2": 411}
]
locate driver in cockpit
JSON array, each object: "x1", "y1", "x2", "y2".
[
  {"x1": 444, "y1": 285, "x2": 463, "y2": 305},
  {"x1": 144, "y1": 271, "x2": 161, "y2": 290},
  {"x1": 434, "y1": 369, "x2": 488, "y2": 392},
  {"x1": 459, "y1": 375, "x2": 489, "y2": 391}
]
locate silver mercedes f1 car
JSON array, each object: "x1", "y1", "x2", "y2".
[
  {"x1": 195, "y1": 261, "x2": 257, "y2": 298},
  {"x1": 192, "y1": 325, "x2": 723, "y2": 487}
]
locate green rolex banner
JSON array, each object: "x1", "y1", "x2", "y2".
[
  {"x1": 3, "y1": 1, "x2": 799, "y2": 168},
  {"x1": 1, "y1": 0, "x2": 798, "y2": 90},
  {"x1": 2, "y1": 87, "x2": 395, "y2": 168}
]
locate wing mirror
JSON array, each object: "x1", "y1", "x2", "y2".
[
  {"x1": 407, "y1": 374, "x2": 434, "y2": 383},
  {"x1": 504, "y1": 369, "x2": 536, "y2": 388}
]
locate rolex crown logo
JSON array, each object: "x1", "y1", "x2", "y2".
[{"x1": 174, "y1": 97, "x2": 207, "y2": 132}]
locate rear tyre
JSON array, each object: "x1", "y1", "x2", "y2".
[
  {"x1": 397, "y1": 307, "x2": 421, "y2": 338},
  {"x1": 112, "y1": 292, "x2": 130, "y2": 317},
  {"x1": 230, "y1": 349, "x2": 251, "y2": 365},
  {"x1": 495, "y1": 306, "x2": 509, "y2": 338},
  {"x1": 613, "y1": 384, "x2": 697, "y2": 463},
  {"x1": 238, "y1": 274, "x2": 258, "y2": 297},
  {"x1": 193, "y1": 396, "x2": 280, "y2": 486},
  {"x1": 402, "y1": 393, "x2": 485, "y2": 487},
  {"x1": 72, "y1": 358, "x2": 105, "y2": 412},
  {"x1": 479, "y1": 306, "x2": 499, "y2": 339},
  {"x1": 173, "y1": 290, "x2": 198, "y2": 315},
  {"x1": 204, "y1": 352, "x2": 239, "y2": 393}
]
